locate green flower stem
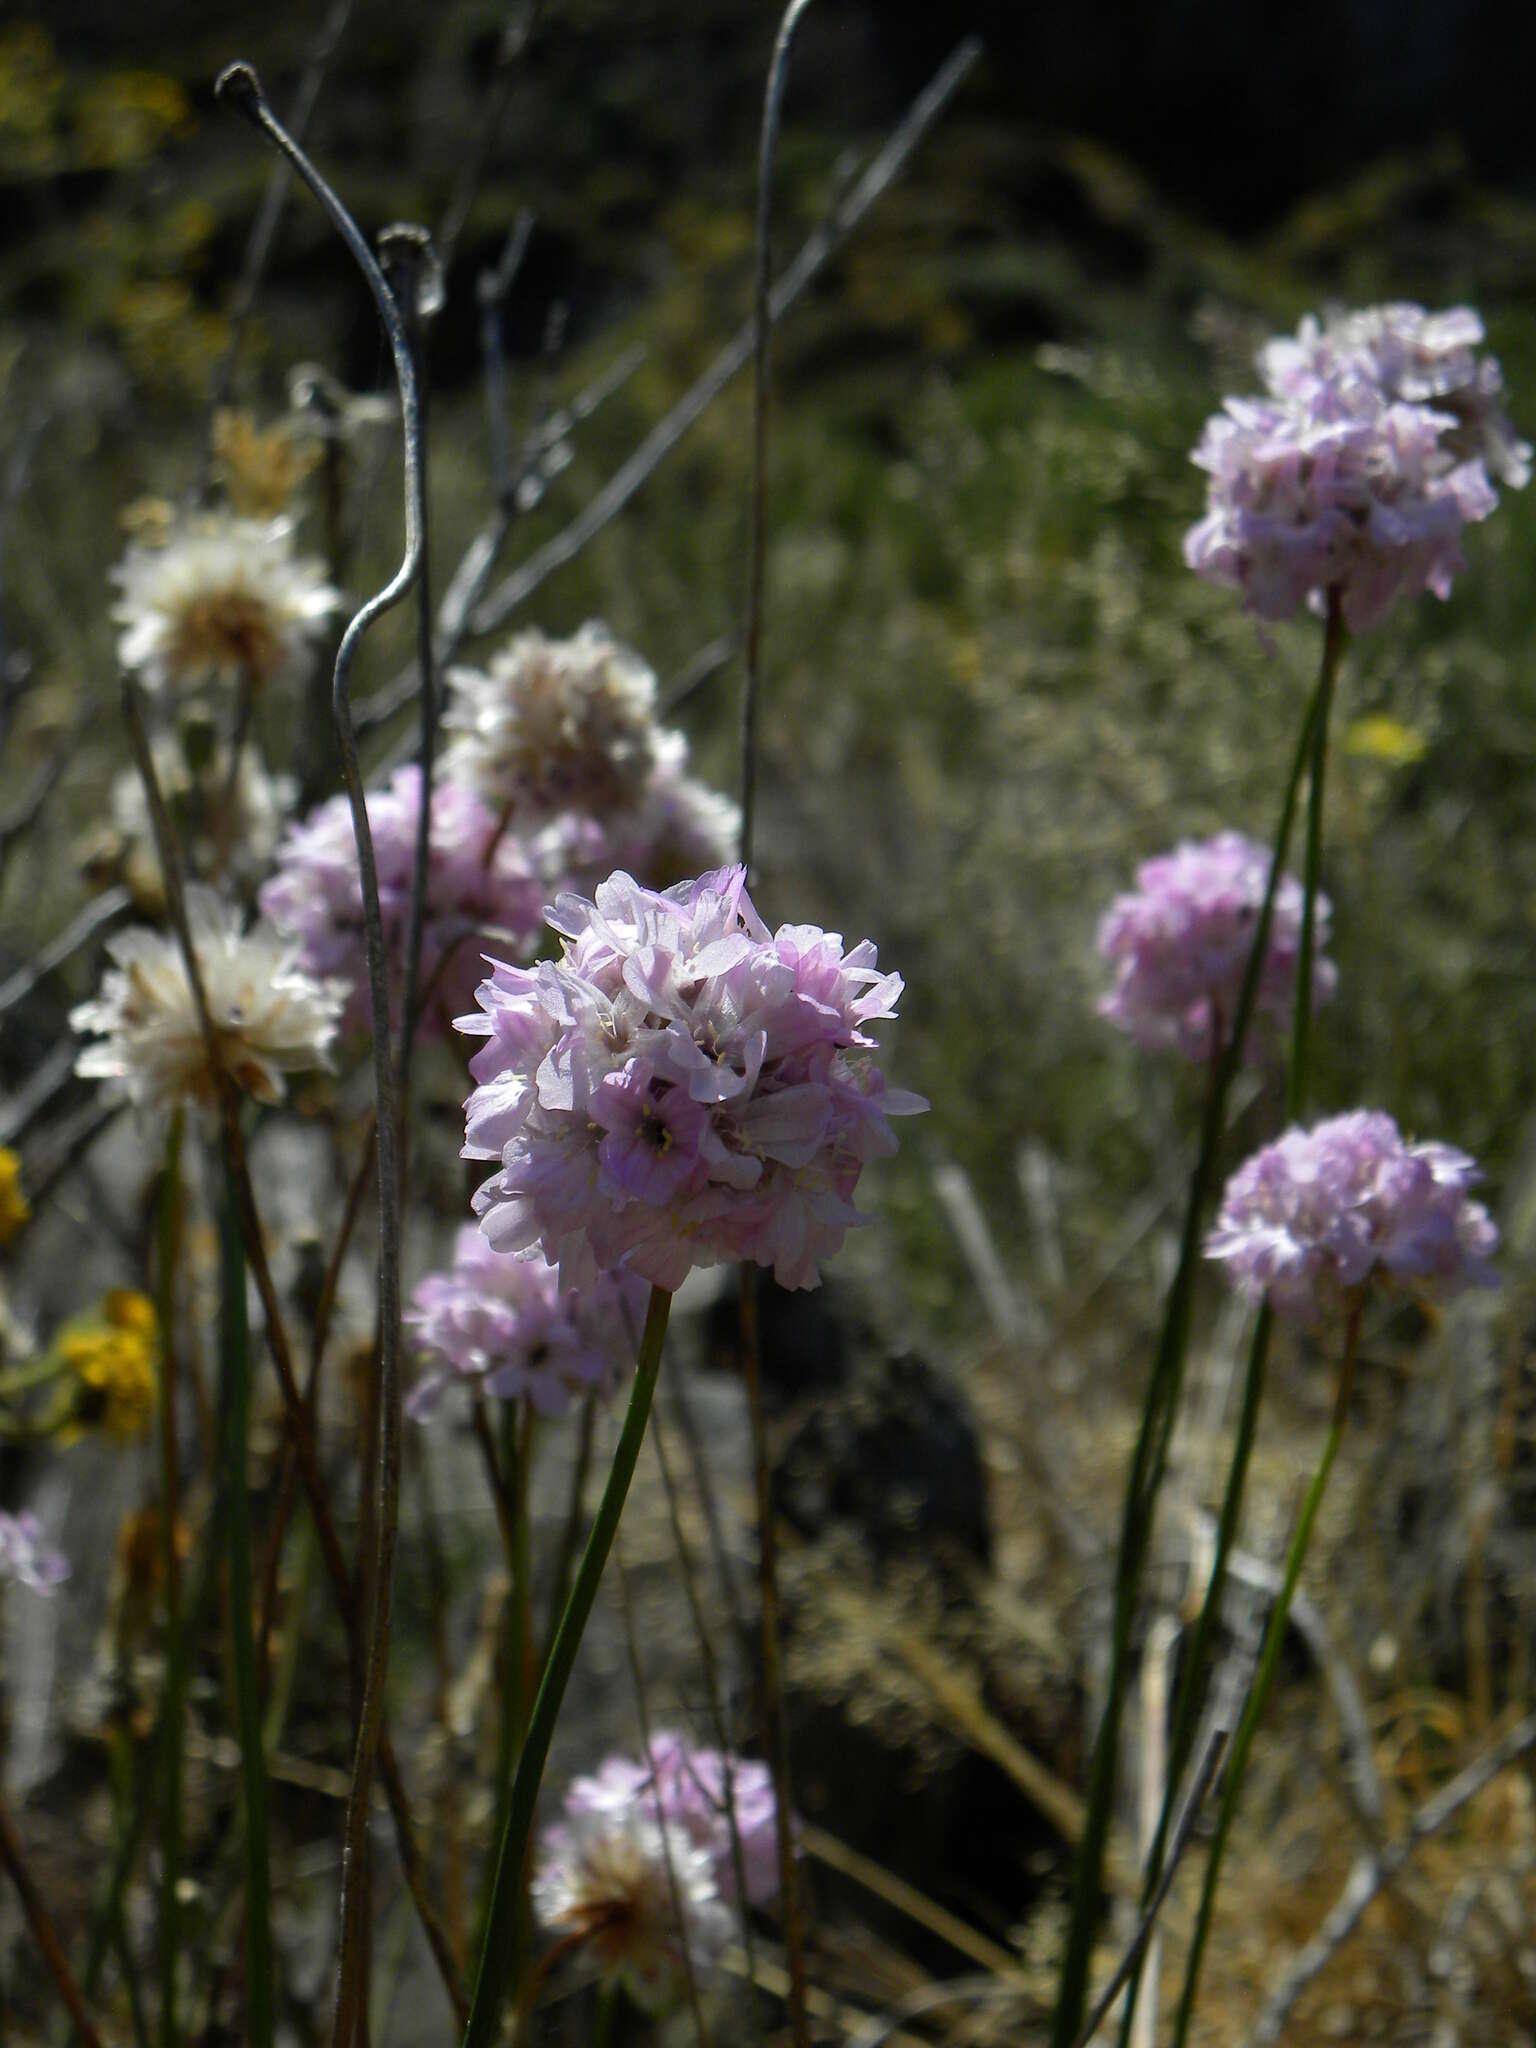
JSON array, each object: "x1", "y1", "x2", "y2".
[
  {"x1": 1049, "y1": 626, "x2": 1334, "y2": 2048},
  {"x1": 218, "y1": 1155, "x2": 273, "y2": 2048},
  {"x1": 1170, "y1": 1301, "x2": 1361, "y2": 2048},
  {"x1": 462, "y1": 1284, "x2": 673, "y2": 2048},
  {"x1": 1118, "y1": 590, "x2": 1346, "y2": 2043},
  {"x1": 156, "y1": 1108, "x2": 185, "y2": 2048},
  {"x1": 472, "y1": 1407, "x2": 535, "y2": 1968}
]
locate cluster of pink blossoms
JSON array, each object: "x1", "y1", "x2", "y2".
[
  {"x1": 1185, "y1": 301, "x2": 1524, "y2": 630},
  {"x1": 1097, "y1": 830, "x2": 1335, "y2": 1061},
  {"x1": 461, "y1": 866, "x2": 924, "y2": 1293},
  {"x1": 1205, "y1": 1110, "x2": 1498, "y2": 1326},
  {"x1": 260, "y1": 765, "x2": 545, "y2": 1039},
  {"x1": 533, "y1": 1736, "x2": 779, "y2": 2005},
  {"x1": 404, "y1": 1226, "x2": 642, "y2": 1420},
  {"x1": 0, "y1": 1511, "x2": 68, "y2": 1595}
]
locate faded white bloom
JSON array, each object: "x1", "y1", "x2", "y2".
[
  {"x1": 95, "y1": 732, "x2": 296, "y2": 907},
  {"x1": 112, "y1": 512, "x2": 338, "y2": 694},
  {"x1": 533, "y1": 1805, "x2": 731, "y2": 2010},
  {"x1": 443, "y1": 621, "x2": 667, "y2": 821},
  {"x1": 72, "y1": 889, "x2": 346, "y2": 1111}
]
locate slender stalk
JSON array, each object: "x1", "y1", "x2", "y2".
[
  {"x1": 219, "y1": 1155, "x2": 274, "y2": 2048},
  {"x1": 1117, "y1": 594, "x2": 1346, "y2": 2040},
  {"x1": 1050, "y1": 640, "x2": 1333, "y2": 2048},
  {"x1": 462, "y1": 1286, "x2": 672, "y2": 2048},
  {"x1": 540, "y1": 1393, "x2": 597, "y2": 1663},
  {"x1": 0, "y1": 1792, "x2": 106, "y2": 2048},
  {"x1": 739, "y1": 1273, "x2": 809, "y2": 2039},
  {"x1": 213, "y1": 70, "x2": 424, "y2": 2045},
  {"x1": 1169, "y1": 1302, "x2": 1362, "y2": 2048},
  {"x1": 736, "y1": 16, "x2": 817, "y2": 2037},
  {"x1": 155, "y1": 1108, "x2": 186, "y2": 2048}
]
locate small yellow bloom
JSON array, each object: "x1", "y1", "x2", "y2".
[
  {"x1": 56, "y1": 1291, "x2": 158, "y2": 1443},
  {"x1": 0, "y1": 1149, "x2": 28, "y2": 1245},
  {"x1": 1342, "y1": 714, "x2": 1429, "y2": 767}
]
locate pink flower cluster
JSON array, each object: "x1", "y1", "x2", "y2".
[
  {"x1": 533, "y1": 1736, "x2": 780, "y2": 2006},
  {"x1": 404, "y1": 1227, "x2": 642, "y2": 1420},
  {"x1": 0, "y1": 1511, "x2": 68, "y2": 1595},
  {"x1": 563, "y1": 1732, "x2": 780, "y2": 1907},
  {"x1": 260, "y1": 766, "x2": 545, "y2": 1040},
  {"x1": 1205, "y1": 1109, "x2": 1498, "y2": 1325},
  {"x1": 1097, "y1": 831, "x2": 1335, "y2": 1061},
  {"x1": 462, "y1": 866, "x2": 924, "y2": 1293},
  {"x1": 1185, "y1": 302, "x2": 1522, "y2": 630}
]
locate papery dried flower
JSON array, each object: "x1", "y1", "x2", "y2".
[
  {"x1": 85, "y1": 730, "x2": 296, "y2": 909},
  {"x1": 260, "y1": 766, "x2": 546, "y2": 1041},
  {"x1": 405, "y1": 1228, "x2": 642, "y2": 1420},
  {"x1": 533, "y1": 1802, "x2": 730, "y2": 2010},
  {"x1": 1097, "y1": 830, "x2": 1335, "y2": 1061},
  {"x1": 462, "y1": 866, "x2": 925, "y2": 1293},
  {"x1": 0, "y1": 1149, "x2": 28, "y2": 1246},
  {"x1": 1205, "y1": 1109, "x2": 1499, "y2": 1325},
  {"x1": 1261, "y1": 304, "x2": 1531, "y2": 488},
  {"x1": 587, "y1": 766, "x2": 741, "y2": 895},
  {"x1": 443, "y1": 622, "x2": 668, "y2": 823},
  {"x1": 211, "y1": 408, "x2": 319, "y2": 518},
  {"x1": 565, "y1": 1734, "x2": 781, "y2": 1908},
  {"x1": 72, "y1": 888, "x2": 346, "y2": 1111},
  {"x1": 112, "y1": 510, "x2": 338, "y2": 693},
  {"x1": 0, "y1": 1511, "x2": 68, "y2": 1594},
  {"x1": 56, "y1": 1290, "x2": 158, "y2": 1441},
  {"x1": 1185, "y1": 301, "x2": 1522, "y2": 630}
]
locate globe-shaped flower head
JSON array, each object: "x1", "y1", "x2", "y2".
[
  {"x1": 1205, "y1": 1109, "x2": 1498, "y2": 1326},
  {"x1": 1097, "y1": 830, "x2": 1336, "y2": 1061},
  {"x1": 112, "y1": 511, "x2": 338, "y2": 694},
  {"x1": 563, "y1": 1734, "x2": 781, "y2": 1908},
  {"x1": 461, "y1": 866, "x2": 924, "y2": 1293},
  {"x1": 1184, "y1": 300, "x2": 1523, "y2": 630},
  {"x1": 404, "y1": 1229, "x2": 643, "y2": 1419}
]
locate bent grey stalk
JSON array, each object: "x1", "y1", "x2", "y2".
[
  {"x1": 462, "y1": 1285, "x2": 673, "y2": 2048},
  {"x1": 213, "y1": 64, "x2": 423, "y2": 2048}
]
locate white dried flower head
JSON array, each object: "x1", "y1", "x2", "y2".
[
  {"x1": 100, "y1": 732, "x2": 296, "y2": 907},
  {"x1": 71, "y1": 889, "x2": 346, "y2": 1112},
  {"x1": 533, "y1": 1806, "x2": 730, "y2": 2010},
  {"x1": 443, "y1": 621, "x2": 665, "y2": 821},
  {"x1": 112, "y1": 511, "x2": 339, "y2": 695}
]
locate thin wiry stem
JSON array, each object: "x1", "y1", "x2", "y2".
[
  {"x1": 218, "y1": 1157, "x2": 275, "y2": 2048},
  {"x1": 1170, "y1": 1301, "x2": 1363, "y2": 2048},
  {"x1": 119, "y1": 674, "x2": 465, "y2": 2025},
  {"x1": 200, "y1": 0, "x2": 355, "y2": 473},
  {"x1": 213, "y1": 67, "x2": 422, "y2": 2045},
  {"x1": 1050, "y1": 658, "x2": 1329, "y2": 2048},
  {"x1": 1117, "y1": 596, "x2": 1347, "y2": 2045},
  {"x1": 463, "y1": 1286, "x2": 673, "y2": 2048},
  {"x1": 740, "y1": 0, "x2": 815, "y2": 876},
  {"x1": 1068, "y1": 1725, "x2": 1227, "y2": 2048},
  {"x1": 612, "y1": 1539, "x2": 712, "y2": 2047},
  {"x1": 379, "y1": 223, "x2": 440, "y2": 1095},
  {"x1": 739, "y1": 1275, "x2": 810, "y2": 2048},
  {"x1": 155, "y1": 1109, "x2": 186, "y2": 2048},
  {"x1": 736, "y1": 13, "x2": 817, "y2": 2039},
  {"x1": 465, "y1": 37, "x2": 983, "y2": 639},
  {"x1": 650, "y1": 1410, "x2": 761, "y2": 2005},
  {"x1": 433, "y1": 2, "x2": 538, "y2": 279},
  {"x1": 0, "y1": 1792, "x2": 106, "y2": 2048}
]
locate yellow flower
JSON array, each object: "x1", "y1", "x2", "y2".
[
  {"x1": 0, "y1": 1149, "x2": 28, "y2": 1245},
  {"x1": 1342, "y1": 715, "x2": 1429, "y2": 767},
  {"x1": 56, "y1": 1292, "x2": 158, "y2": 1443}
]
